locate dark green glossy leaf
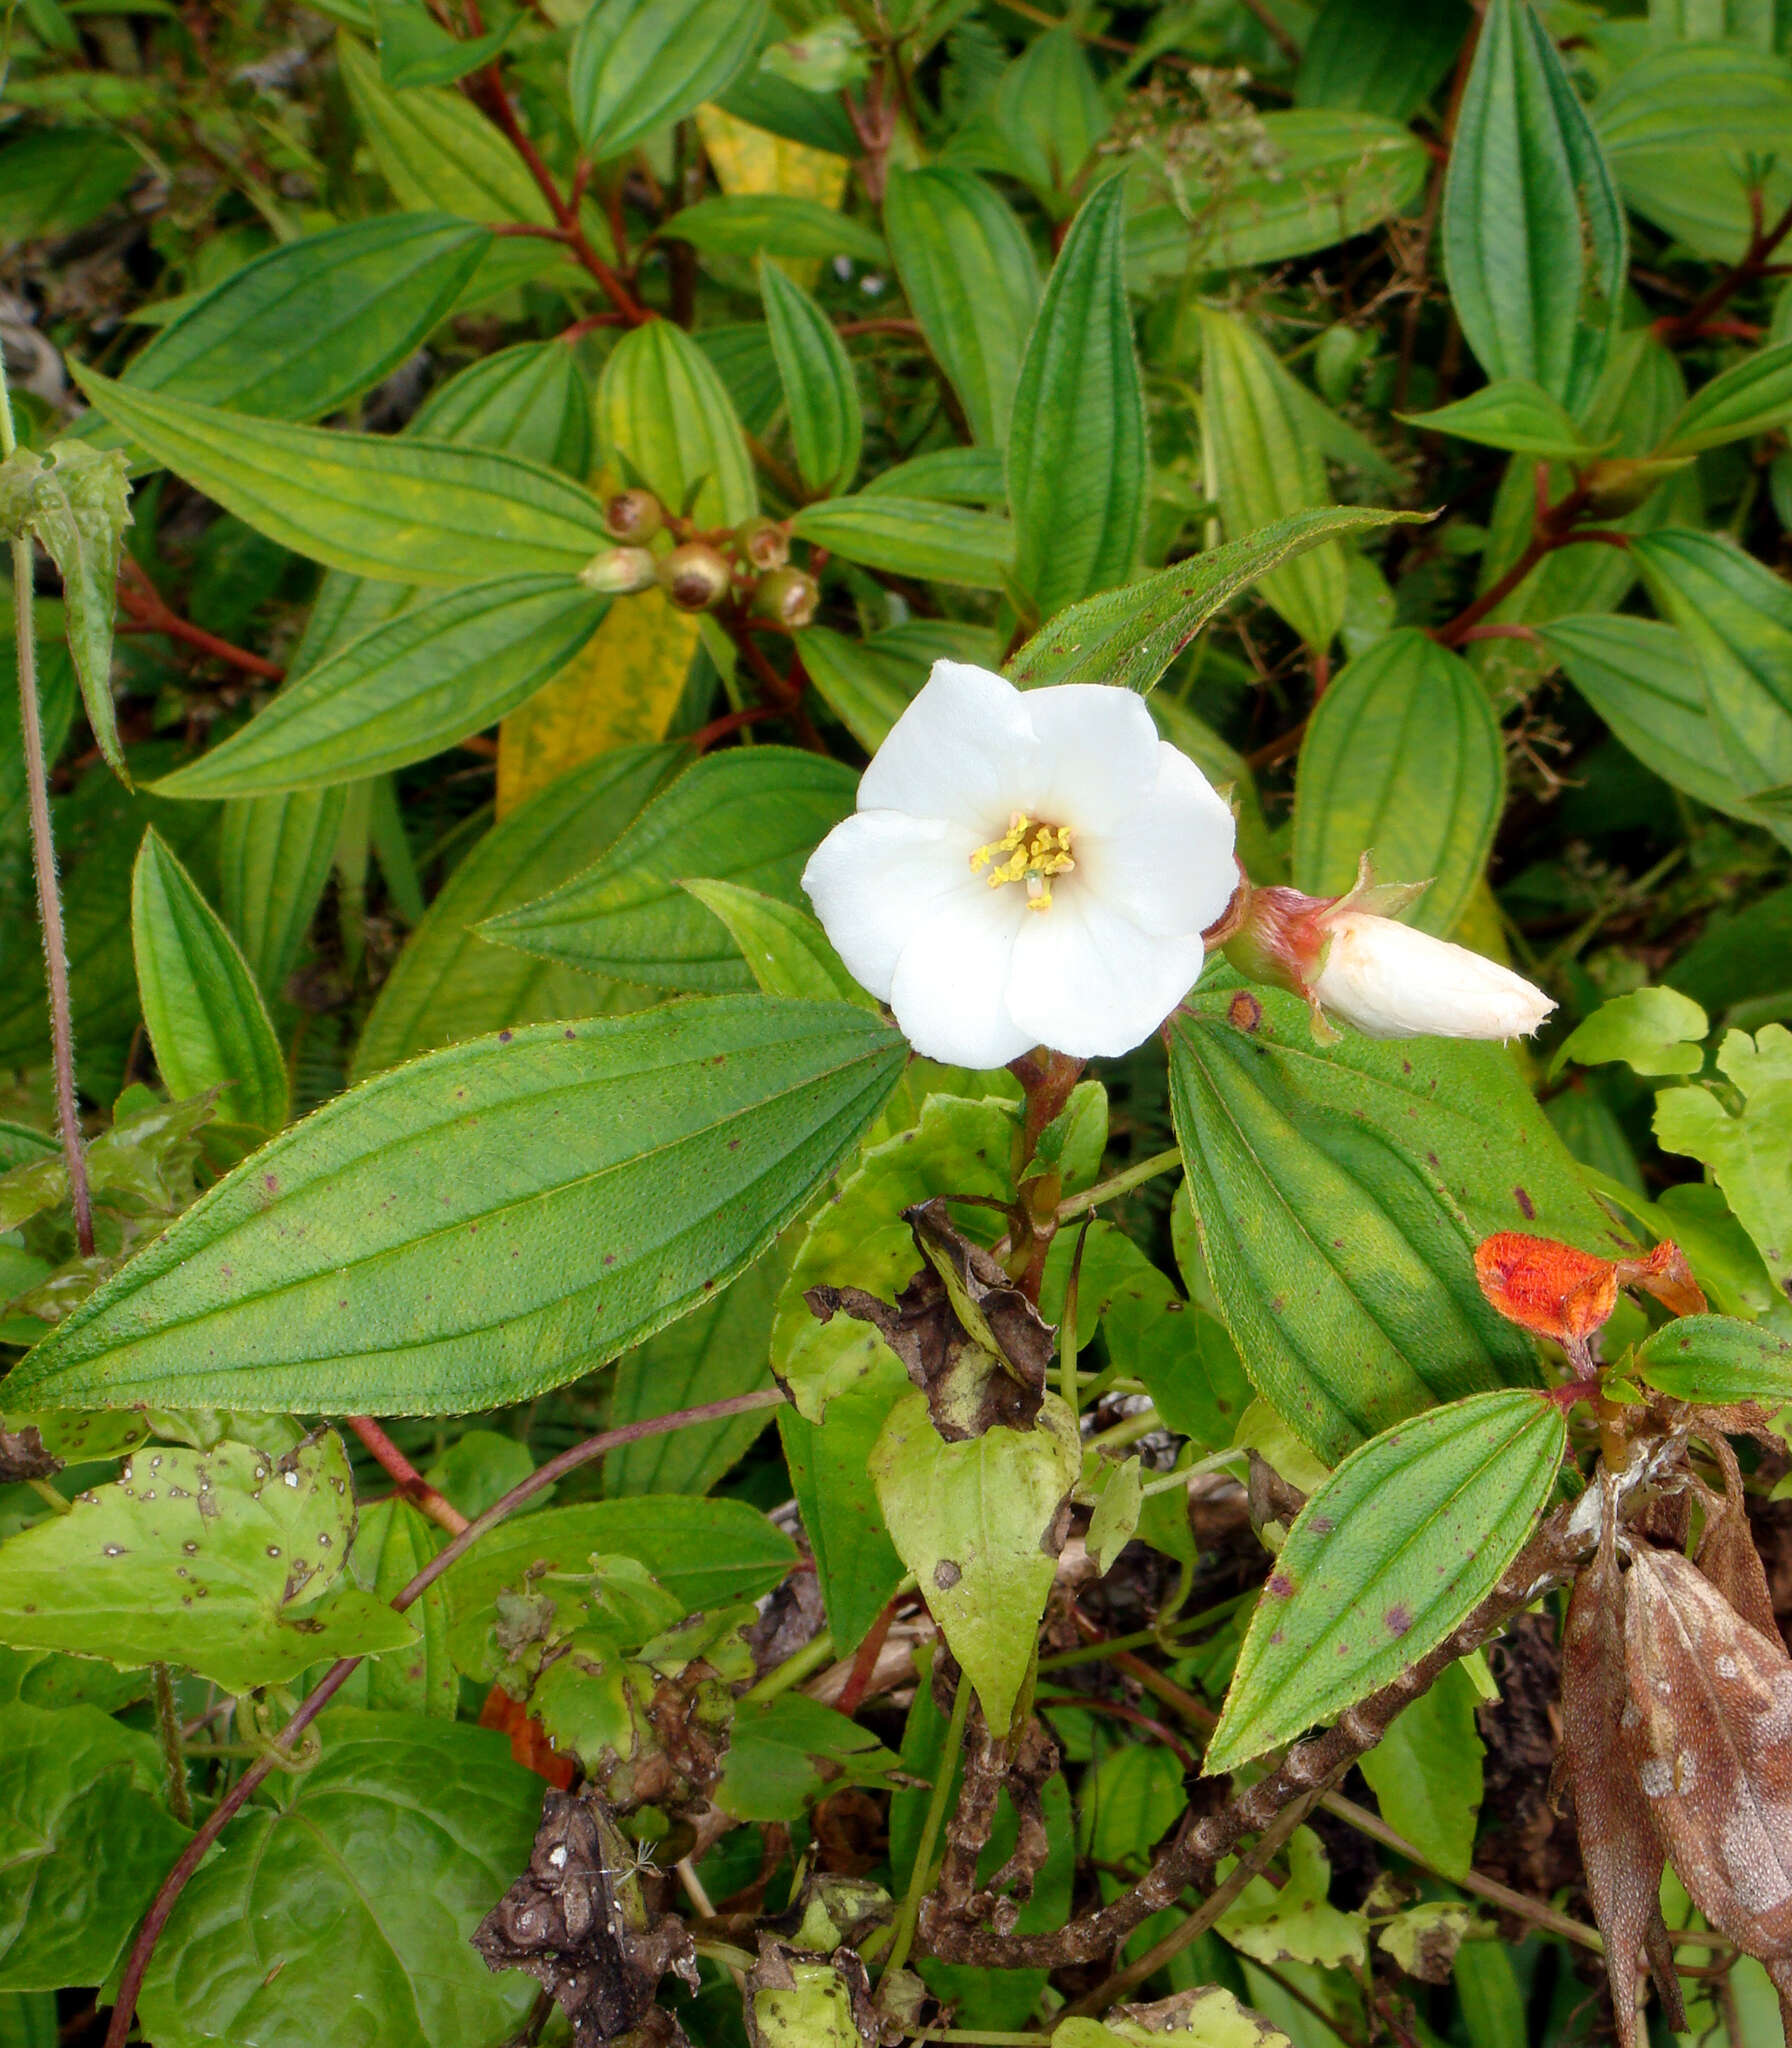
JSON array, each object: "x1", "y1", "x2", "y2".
[
  {"x1": 352, "y1": 744, "x2": 677, "y2": 1079},
  {"x1": 0, "y1": 1703, "x2": 189, "y2": 1993},
  {"x1": 570, "y1": 0, "x2": 767, "y2": 159},
  {"x1": 1167, "y1": 972, "x2": 1615, "y2": 1462},
  {"x1": 1441, "y1": 0, "x2": 1626, "y2": 406},
  {"x1": 154, "y1": 577, "x2": 608, "y2": 797},
  {"x1": 761, "y1": 262, "x2": 862, "y2": 496},
  {"x1": 1296, "y1": 0, "x2": 1470, "y2": 120},
  {"x1": 75, "y1": 368, "x2": 612, "y2": 584},
  {"x1": 6, "y1": 997, "x2": 905, "y2": 1414},
  {"x1": 0, "y1": 129, "x2": 138, "y2": 245},
  {"x1": 1632, "y1": 1313, "x2": 1792, "y2": 1407},
  {"x1": 1007, "y1": 506, "x2": 1428, "y2": 693},
  {"x1": 1293, "y1": 628, "x2": 1505, "y2": 936},
  {"x1": 117, "y1": 213, "x2": 490, "y2": 426},
  {"x1": 882, "y1": 167, "x2": 1039, "y2": 447},
  {"x1": 1207, "y1": 1390, "x2": 1565, "y2": 1771},
  {"x1": 132, "y1": 828, "x2": 288, "y2": 1131},
  {"x1": 1007, "y1": 176, "x2": 1144, "y2": 622},
  {"x1": 136, "y1": 1712, "x2": 540, "y2": 2048},
  {"x1": 484, "y1": 750, "x2": 854, "y2": 994}
]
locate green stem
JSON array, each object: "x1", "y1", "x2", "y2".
[
  {"x1": 0, "y1": 353, "x2": 93, "y2": 1256},
  {"x1": 1056, "y1": 1146, "x2": 1181, "y2": 1222},
  {"x1": 880, "y1": 1672, "x2": 971, "y2": 1984},
  {"x1": 151, "y1": 1664, "x2": 193, "y2": 1827},
  {"x1": 738, "y1": 1629, "x2": 835, "y2": 1705}
]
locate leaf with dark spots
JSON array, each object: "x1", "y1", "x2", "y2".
[
  {"x1": 806, "y1": 1201, "x2": 1052, "y2": 1442},
  {"x1": 473, "y1": 1786, "x2": 698, "y2": 2046}
]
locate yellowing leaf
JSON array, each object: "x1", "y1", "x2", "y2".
[
  {"x1": 696, "y1": 103, "x2": 847, "y2": 285},
  {"x1": 495, "y1": 590, "x2": 699, "y2": 817}
]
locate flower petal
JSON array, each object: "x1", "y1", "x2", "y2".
[
  {"x1": 1312, "y1": 913, "x2": 1556, "y2": 1040},
  {"x1": 802, "y1": 810, "x2": 981, "y2": 1002},
  {"x1": 1076, "y1": 741, "x2": 1239, "y2": 939},
  {"x1": 857, "y1": 660, "x2": 1035, "y2": 826},
  {"x1": 1011, "y1": 684, "x2": 1164, "y2": 834},
  {"x1": 1006, "y1": 891, "x2": 1207, "y2": 1058},
  {"x1": 887, "y1": 884, "x2": 1034, "y2": 1068}
]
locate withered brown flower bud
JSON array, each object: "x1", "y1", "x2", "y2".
[
  {"x1": 658, "y1": 542, "x2": 733, "y2": 612},
  {"x1": 602, "y1": 488, "x2": 663, "y2": 543},
  {"x1": 1624, "y1": 1544, "x2": 1792, "y2": 1962},
  {"x1": 735, "y1": 516, "x2": 789, "y2": 571},
  {"x1": 751, "y1": 566, "x2": 819, "y2": 630}
]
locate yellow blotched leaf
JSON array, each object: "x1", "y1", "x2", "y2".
[
  {"x1": 496, "y1": 590, "x2": 700, "y2": 817},
  {"x1": 696, "y1": 104, "x2": 846, "y2": 285}
]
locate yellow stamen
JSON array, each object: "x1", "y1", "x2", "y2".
[{"x1": 968, "y1": 812, "x2": 1074, "y2": 912}]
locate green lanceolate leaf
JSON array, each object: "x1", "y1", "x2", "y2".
[
  {"x1": 1293, "y1": 628, "x2": 1506, "y2": 937},
  {"x1": 596, "y1": 316, "x2": 757, "y2": 528},
  {"x1": 1207, "y1": 1389, "x2": 1566, "y2": 1772},
  {"x1": 0, "y1": 1703, "x2": 190, "y2": 1993},
  {"x1": 483, "y1": 749, "x2": 856, "y2": 994},
  {"x1": 882, "y1": 167, "x2": 1040, "y2": 448},
  {"x1": 218, "y1": 788, "x2": 347, "y2": 998},
  {"x1": 1167, "y1": 973, "x2": 1614, "y2": 1462},
  {"x1": 570, "y1": 0, "x2": 767, "y2": 159},
  {"x1": 1399, "y1": 378, "x2": 1593, "y2": 458},
  {"x1": 410, "y1": 341, "x2": 594, "y2": 476},
  {"x1": 132, "y1": 829, "x2": 289, "y2": 1132},
  {"x1": 0, "y1": 1435, "x2": 419, "y2": 1693},
  {"x1": 1663, "y1": 340, "x2": 1792, "y2": 455},
  {"x1": 1007, "y1": 176, "x2": 1144, "y2": 623},
  {"x1": 1539, "y1": 613, "x2": 1788, "y2": 838},
  {"x1": 761, "y1": 262, "x2": 862, "y2": 496},
  {"x1": 1440, "y1": 0, "x2": 1626, "y2": 407},
  {"x1": 136, "y1": 1713, "x2": 541, "y2": 2048},
  {"x1": 606, "y1": 1247, "x2": 787, "y2": 1498},
  {"x1": 154, "y1": 578, "x2": 608, "y2": 798},
  {"x1": 1008, "y1": 507, "x2": 1428, "y2": 693},
  {"x1": 1296, "y1": 0, "x2": 1470, "y2": 121},
  {"x1": 5, "y1": 997, "x2": 906, "y2": 1415},
  {"x1": 1634, "y1": 529, "x2": 1792, "y2": 814},
  {"x1": 353, "y1": 744, "x2": 678, "y2": 1079},
  {"x1": 684, "y1": 878, "x2": 870, "y2": 1005},
  {"x1": 870, "y1": 1390, "x2": 1081, "y2": 1735},
  {"x1": 72, "y1": 368, "x2": 612, "y2": 584},
  {"x1": 9, "y1": 442, "x2": 132, "y2": 781},
  {"x1": 1199, "y1": 308, "x2": 1345, "y2": 653},
  {"x1": 116, "y1": 214, "x2": 491, "y2": 427},
  {"x1": 1632, "y1": 1314, "x2": 1792, "y2": 1407},
  {"x1": 789, "y1": 496, "x2": 1013, "y2": 590},
  {"x1": 673, "y1": 196, "x2": 885, "y2": 267}
]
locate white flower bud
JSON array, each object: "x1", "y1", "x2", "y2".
[{"x1": 1309, "y1": 911, "x2": 1555, "y2": 1041}]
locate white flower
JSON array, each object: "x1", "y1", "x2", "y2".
[
  {"x1": 802, "y1": 661, "x2": 1238, "y2": 1068},
  {"x1": 1310, "y1": 911, "x2": 1555, "y2": 1041}
]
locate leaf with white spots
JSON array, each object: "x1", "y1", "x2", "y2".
[
  {"x1": 1623, "y1": 1545, "x2": 1792, "y2": 1963},
  {"x1": 0, "y1": 1433, "x2": 417, "y2": 1693},
  {"x1": 1206, "y1": 1389, "x2": 1565, "y2": 1775}
]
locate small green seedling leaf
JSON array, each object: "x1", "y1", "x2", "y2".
[{"x1": 1550, "y1": 986, "x2": 1709, "y2": 1080}]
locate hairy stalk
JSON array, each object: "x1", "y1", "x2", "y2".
[
  {"x1": 345, "y1": 1415, "x2": 468, "y2": 1535},
  {"x1": 150, "y1": 1664, "x2": 192, "y2": 1828},
  {"x1": 1056, "y1": 1145, "x2": 1182, "y2": 1221},
  {"x1": 102, "y1": 1386, "x2": 788, "y2": 2048},
  {"x1": 1, "y1": 353, "x2": 94, "y2": 1255}
]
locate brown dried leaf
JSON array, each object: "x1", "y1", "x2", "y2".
[
  {"x1": 1560, "y1": 1527, "x2": 1668, "y2": 2048},
  {"x1": 472, "y1": 1787, "x2": 698, "y2": 2045},
  {"x1": 1624, "y1": 1545, "x2": 1792, "y2": 1960},
  {"x1": 1697, "y1": 1442, "x2": 1781, "y2": 1645},
  {"x1": 805, "y1": 1201, "x2": 1053, "y2": 1442},
  {"x1": 0, "y1": 1423, "x2": 60, "y2": 1484}
]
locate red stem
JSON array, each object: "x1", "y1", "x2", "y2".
[
  {"x1": 116, "y1": 562, "x2": 284, "y2": 682},
  {"x1": 686, "y1": 705, "x2": 782, "y2": 753},
  {"x1": 835, "y1": 1595, "x2": 904, "y2": 1717},
  {"x1": 344, "y1": 1416, "x2": 468, "y2": 1535},
  {"x1": 1653, "y1": 192, "x2": 1792, "y2": 345},
  {"x1": 101, "y1": 1387, "x2": 787, "y2": 2048}
]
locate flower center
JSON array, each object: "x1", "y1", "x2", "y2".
[{"x1": 968, "y1": 812, "x2": 1075, "y2": 912}]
